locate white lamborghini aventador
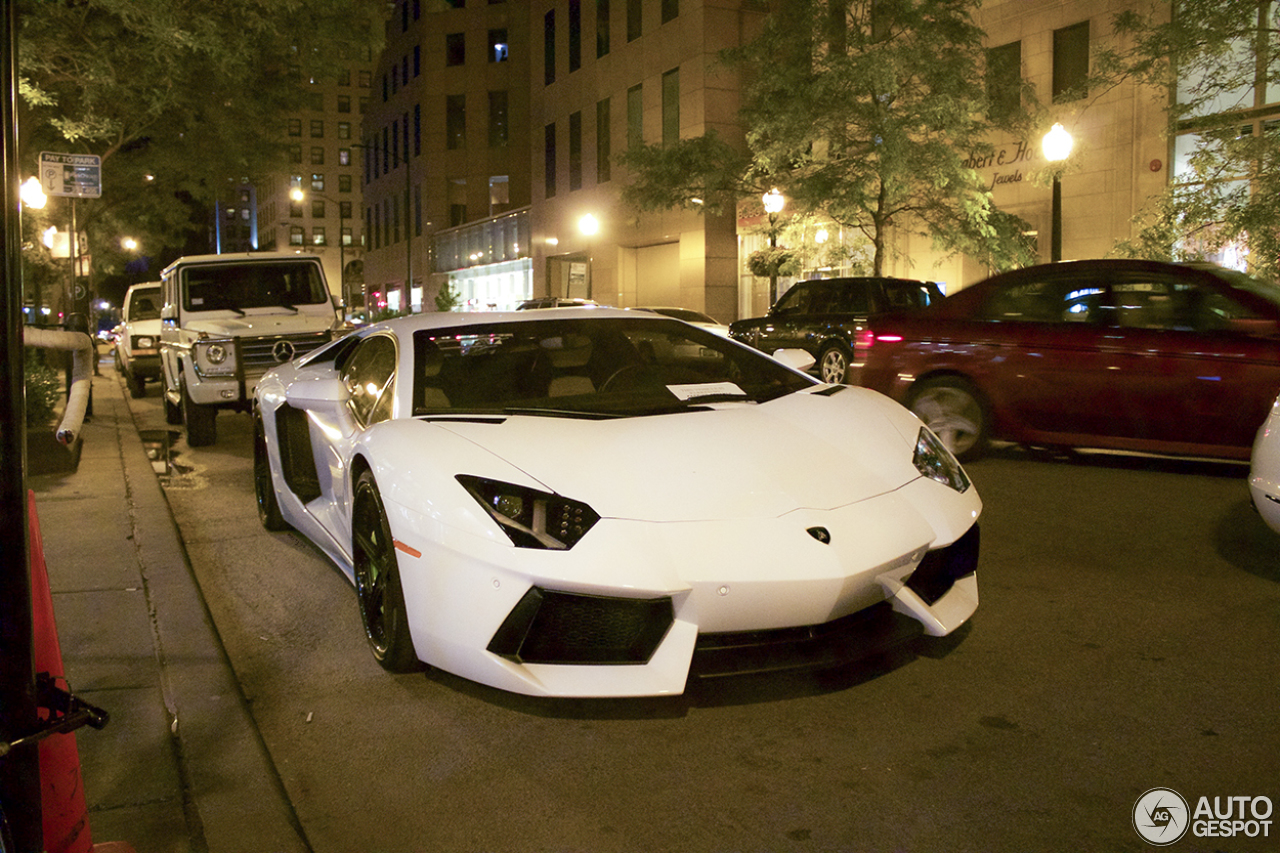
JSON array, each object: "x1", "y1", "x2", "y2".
[{"x1": 252, "y1": 308, "x2": 981, "y2": 697}]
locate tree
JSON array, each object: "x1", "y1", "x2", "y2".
[
  {"x1": 619, "y1": 0, "x2": 1036, "y2": 277},
  {"x1": 1107, "y1": 1, "x2": 1280, "y2": 280},
  {"x1": 16, "y1": 0, "x2": 384, "y2": 291}
]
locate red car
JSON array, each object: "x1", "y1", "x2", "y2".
[{"x1": 860, "y1": 259, "x2": 1280, "y2": 461}]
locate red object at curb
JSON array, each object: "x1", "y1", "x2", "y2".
[{"x1": 28, "y1": 490, "x2": 93, "y2": 853}]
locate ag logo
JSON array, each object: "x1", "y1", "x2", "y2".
[
  {"x1": 1134, "y1": 787, "x2": 1190, "y2": 845},
  {"x1": 272, "y1": 340, "x2": 297, "y2": 363}
]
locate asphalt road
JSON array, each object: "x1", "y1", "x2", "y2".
[{"x1": 125, "y1": 382, "x2": 1280, "y2": 853}]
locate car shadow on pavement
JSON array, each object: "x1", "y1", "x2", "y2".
[
  {"x1": 1215, "y1": 498, "x2": 1280, "y2": 584},
  {"x1": 984, "y1": 442, "x2": 1249, "y2": 479}
]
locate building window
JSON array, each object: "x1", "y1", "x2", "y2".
[
  {"x1": 342, "y1": 226, "x2": 353, "y2": 247},
  {"x1": 311, "y1": 173, "x2": 325, "y2": 192},
  {"x1": 358, "y1": 70, "x2": 371, "y2": 87},
  {"x1": 290, "y1": 199, "x2": 304, "y2": 218},
  {"x1": 339, "y1": 174, "x2": 353, "y2": 192},
  {"x1": 661, "y1": 0, "x2": 677, "y2": 24},
  {"x1": 570, "y1": 110, "x2": 583, "y2": 190},
  {"x1": 372, "y1": 206, "x2": 380, "y2": 249},
  {"x1": 311, "y1": 200, "x2": 325, "y2": 218},
  {"x1": 450, "y1": 204, "x2": 467, "y2": 228},
  {"x1": 310, "y1": 119, "x2": 324, "y2": 137},
  {"x1": 489, "y1": 175, "x2": 509, "y2": 215},
  {"x1": 627, "y1": 0, "x2": 641, "y2": 42},
  {"x1": 662, "y1": 67, "x2": 679, "y2": 146},
  {"x1": 413, "y1": 45, "x2": 420, "y2": 76},
  {"x1": 337, "y1": 95, "x2": 351, "y2": 113},
  {"x1": 597, "y1": 98, "x2": 611, "y2": 183},
  {"x1": 339, "y1": 148, "x2": 351, "y2": 166},
  {"x1": 338, "y1": 121, "x2": 352, "y2": 139},
  {"x1": 382, "y1": 126, "x2": 389, "y2": 173},
  {"x1": 415, "y1": 184, "x2": 422, "y2": 236},
  {"x1": 1053, "y1": 21, "x2": 1089, "y2": 103},
  {"x1": 392, "y1": 119, "x2": 400, "y2": 167},
  {"x1": 986, "y1": 41, "x2": 1022, "y2": 123},
  {"x1": 447, "y1": 94, "x2": 466, "y2": 149},
  {"x1": 446, "y1": 32, "x2": 465, "y2": 66},
  {"x1": 627, "y1": 84, "x2": 643, "y2": 149},
  {"x1": 597, "y1": 0, "x2": 610, "y2": 58},
  {"x1": 311, "y1": 146, "x2": 325, "y2": 165},
  {"x1": 544, "y1": 10, "x2": 556, "y2": 86},
  {"x1": 290, "y1": 226, "x2": 304, "y2": 245},
  {"x1": 340, "y1": 201, "x2": 353, "y2": 219},
  {"x1": 288, "y1": 118, "x2": 302, "y2": 137},
  {"x1": 569, "y1": 0, "x2": 582, "y2": 73},
  {"x1": 545, "y1": 122, "x2": 557, "y2": 198},
  {"x1": 414, "y1": 104, "x2": 421, "y2": 155},
  {"x1": 489, "y1": 29, "x2": 508, "y2": 62},
  {"x1": 289, "y1": 144, "x2": 303, "y2": 164},
  {"x1": 489, "y1": 90, "x2": 509, "y2": 147}
]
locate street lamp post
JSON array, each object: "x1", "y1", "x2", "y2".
[
  {"x1": 1042, "y1": 123, "x2": 1074, "y2": 263},
  {"x1": 292, "y1": 187, "x2": 348, "y2": 316},
  {"x1": 762, "y1": 188, "x2": 786, "y2": 304},
  {"x1": 578, "y1": 213, "x2": 599, "y2": 300}
]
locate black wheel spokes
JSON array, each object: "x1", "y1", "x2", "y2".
[{"x1": 353, "y1": 498, "x2": 391, "y2": 651}]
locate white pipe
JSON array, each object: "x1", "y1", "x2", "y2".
[{"x1": 23, "y1": 327, "x2": 94, "y2": 445}]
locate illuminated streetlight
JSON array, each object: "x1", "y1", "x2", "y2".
[
  {"x1": 762, "y1": 189, "x2": 786, "y2": 303},
  {"x1": 1042, "y1": 123, "x2": 1074, "y2": 262},
  {"x1": 121, "y1": 237, "x2": 138, "y2": 251},
  {"x1": 21, "y1": 177, "x2": 47, "y2": 209}
]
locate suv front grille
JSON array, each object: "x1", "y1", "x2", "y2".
[{"x1": 239, "y1": 331, "x2": 332, "y2": 379}]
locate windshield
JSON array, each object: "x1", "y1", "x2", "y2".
[
  {"x1": 181, "y1": 261, "x2": 328, "y2": 312},
  {"x1": 128, "y1": 288, "x2": 162, "y2": 321},
  {"x1": 412, "y1": 316, "x2": 816, "y2": 418}
]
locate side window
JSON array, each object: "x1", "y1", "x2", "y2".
[
  {"x1": 772, "y1": 285, "x2": 811, "y2": 315},
  {"x1": 982, "y1": 277, "x2": 1102, "y2": 324},
  {"x1": 342, "y1": 335, "x2": 398, "y2": 426},
  {"x1": 1110, "y1": 278, "x2": 1201, "y2": 331}
]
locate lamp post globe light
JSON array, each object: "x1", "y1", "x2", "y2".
[
  {"x1": 1042, "y1": 123, "x2": 1073, "y2": 263},
  {"x1": 762, "y1": 188, "x2": 786, "y2": 303}
]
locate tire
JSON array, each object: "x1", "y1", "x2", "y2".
[
  {"x1": 181, "y1": 379, "x2": 217, "y2": 447},
  {"x1": 126, "y1": 370, "x2": 146, "y2": 398},
  {"x1": 908, "y1": 376, "x2": 989, "y2": 462},
  {"x1": 351, "y1": 470, "x2": 420, "y2": 673},
  {"x1": 164, "y1": 390, "x2": 183, "y2": 425},
  {"x1": 253, "y1": 410, "x2": 289, "y2": 531},
  {"x1": 818, "y1": 343, "x2": 852, "y2": 384}
]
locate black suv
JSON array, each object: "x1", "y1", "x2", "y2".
[{"x1": 729, "y1": 276, "x2": 944, "y2": 384}]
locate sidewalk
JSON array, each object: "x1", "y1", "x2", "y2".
[{"x1": 28, "y1": 365, "x2": 309, "y2": 853}]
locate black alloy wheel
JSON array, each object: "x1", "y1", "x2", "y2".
[
  {"x1": 253, "y1": 410, "x2": 289, "y2": 531},
  {"x1": 351, "y1": 470, "x2": 420, "y2": 673}
]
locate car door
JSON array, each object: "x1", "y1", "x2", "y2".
[
  {"x1": 971, "y1": 271, "x2": 1125, "y2": 440},
  {"x1": 1099, "y1": 270, "x2": 1280, "y2": 451},
  {"x1": 752, "y1": 283, "x2": 816, "y2": 354}
]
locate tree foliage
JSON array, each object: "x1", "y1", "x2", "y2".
[
  {"x1": 619, "y1": 0, "x2": 1036, "y2": 276},
  {"x1": 16, "y1": 0, "x2": 384, "y2": 287},
  {"x1": 1107, "y1": 0, "x2": 1280, "y2": 280}
]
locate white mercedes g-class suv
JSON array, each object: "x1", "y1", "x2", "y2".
[
  {"x1": 115, "y1": 281, "x2": 163, "y2": 399},
  {"x1": 159, "y1": 252, "x2": 342, "y2": 446}
]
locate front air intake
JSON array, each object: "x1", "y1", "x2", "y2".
[
  {"x1": 905, "y1": 523, "x2": 979, "y2": 605},
  {"x1": 488, "y1": 588, "x2": 674, "y2": 665}
]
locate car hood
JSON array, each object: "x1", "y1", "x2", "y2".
[
  {"x1": 183, "y1": 310, "x2": 335, "y2": 338},
  {"x1": 429, "y1": 387, "x2": 923, "y2": 522}
]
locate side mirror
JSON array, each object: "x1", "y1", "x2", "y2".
[
  {"x1": 284, "y1": 377, "x2": 348, "y2": 410},
  {"x1": 772, "y1": 348, "x2": 816, "y2": 372}
]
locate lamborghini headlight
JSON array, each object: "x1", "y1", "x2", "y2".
[
  {"x1": 913, "y1": 427, "x2": 971, "y2": 493},
  {"x1": 457, "y1": 475, "x2": 600, "y2": 550}
]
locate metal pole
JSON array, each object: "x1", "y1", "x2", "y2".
[
  {"x1": 1050, "y1": 175, "x2": 1062, "y2": 263},
  {"x1": 0, "y1": 0, "x2": 45, "y2": 845}
]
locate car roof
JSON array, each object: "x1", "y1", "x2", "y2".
[{"x1": 161, "y1": 251, "x2": 324, "y2": 276}]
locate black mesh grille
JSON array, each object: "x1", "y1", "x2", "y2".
[
  {"x1": 488, "y1": 588, "x2": 674, "y2": 665},
  {"x1": 277, "y1": 405, "x2": 321, "y2": 503},
  {"x1": 905, "y1": 523, "x2": 979, "y2": 605}
]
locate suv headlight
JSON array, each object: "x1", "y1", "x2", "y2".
[
  {"x1": 193, "y1": 339, "x2": 236, "y2": 376},
  {"x1": 913, "y1": 427, "x2": 971, "y2": 493}
]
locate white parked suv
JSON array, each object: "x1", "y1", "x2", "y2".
[
  {"x1": 159, "y1": 252, "x2": 342, "y2": 447},
  {"x1": 115, "y1": 281, "x2": 163, "y2": 398}
]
